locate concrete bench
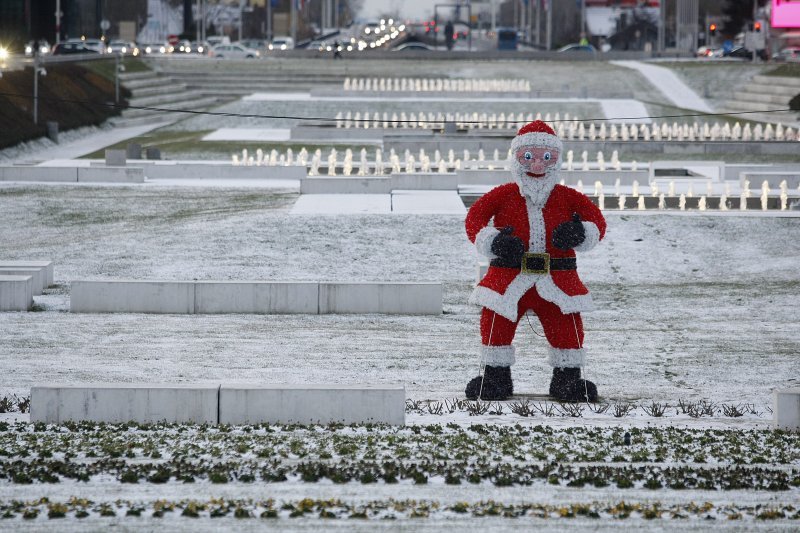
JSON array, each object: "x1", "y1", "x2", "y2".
[
  {"x1": 0, "y1": 268, "x2": 46, "y2": 295},
  {"x1": 0, "y1": 261, "x2": 54, "y2": 287},
  {"x1": 300, "y1": 176, "x2": 391, "y2": 194},
  {"x1": 0, "y1": 275, "x2": 34, "y2": 311},
  {"x1": 219, "y1": 384, "x2": 405, "y2": 425},
  {"x1": 71, "y1": 280, "x2": 443, "y2": 315},
  {"x1": 391, "y1": 173, "x2": 460, "y2": 190},
  {"x1": 30, "y1": 384, "x2": 219, "y2": 424},
  {"x1": 774, "y1": 389, "x2": 800, "y2": 431},
  {"x1": 142, "y1": 163, "x2": 306, "y2": 181}
]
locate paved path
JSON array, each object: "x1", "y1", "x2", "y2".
[{"x1": 610, "y1": 60, "x2": 714, "y2": 113}]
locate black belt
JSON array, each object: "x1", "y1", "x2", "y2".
[{"x1": 490, "y1": 253, "x2": 576, "y2": 274}]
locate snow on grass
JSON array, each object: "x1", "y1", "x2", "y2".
[{"x1": 0, "y1": 183, "x2": 798, "y2": 528}]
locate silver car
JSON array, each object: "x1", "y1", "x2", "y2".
[{"x1": 210, "y1": 43, "x2": 261, "y2": 59}]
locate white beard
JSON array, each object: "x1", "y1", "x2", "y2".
[{"x1": 512, "y1": 159, "x2": 559, "y2": 207}]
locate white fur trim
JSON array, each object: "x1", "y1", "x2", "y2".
[
  {"x1": 470, "y1": 274, "x2": 595, "y2": 321},
  {"x1": 511, "y1": 132, "x2": 563, "y2": 154},
  {"x1": 548, "y1": 347, "x2": 586, "y2": 368},
  {"x1": 534, "y1": 276, "x2": 595, "y2": 314},
  {"x1": 475, "y1": 226, "x2": 500, "y2": 258},
  {"x1": 526, "y1": 202, "x2": 546, "y2": 252},
  {"x1": 481, "y1": 345, "x2": 516, "y2": 367},
  {"x1": 572, "y1": 222, "x2": 601, "y2": 252}
]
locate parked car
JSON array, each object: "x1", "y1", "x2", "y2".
[
  {"x1": 209, "y1": 43, "x2": 261, "y2": 59},
  {"x1": 773, "y1": 47, "x2": 800, "y2": 62},
  {"x1": 558, "y1": 43, "x2": 597, "y2": 53},
  {"x1": 724, "y1": 46, "x2": 768, "y2": 61},
  {"x1": 391, "y1": 42, "x2": 433, "y2": 52},
  {"x1": 696, "y1": 45, "x2": 722, "y2": 58},
  {"x1": 268, "y1": 37, "x2": 294, "y2": 50},
  {"x1": 51, "y1": 40, "x2": 99, "y2": 55},
  {"x1": 81, "y1": 38, "x2": 106, "y2": 54}
]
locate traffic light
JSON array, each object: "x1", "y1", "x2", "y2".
[
  {"x1": 709, "y1": 23, "x2": 717, "y2": 36},
  {"x1": 754, "y1": 21, "x2": 762, "y2": 32}
]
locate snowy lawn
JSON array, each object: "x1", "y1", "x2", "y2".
[{"x1": 0, "y1": 183, "x2": 798, "y2": 529}]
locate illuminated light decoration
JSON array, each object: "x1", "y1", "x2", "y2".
[
  {"x1": 772, "y1": 0, "x2": 800, "y2": 28},
  {"x1": 365, "y1": 28, "x2": 371, "y2": 34}
]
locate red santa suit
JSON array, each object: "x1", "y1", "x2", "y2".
[{"x1": 465, "y1": 122, "x2": 606, "y2": 370}]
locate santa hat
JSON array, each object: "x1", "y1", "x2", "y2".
[{"x1": 510, "y1": 120, "x2": 563, "y2": 154}]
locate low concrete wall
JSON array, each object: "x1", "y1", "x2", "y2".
[
  {"x1": 195, "y1": 281, "x2": 319, "y2": 314},
  {"x1": 301, "y1": 176, "x2": 391, "y2": 194},
  {"x1": 77, "y1": 166, "x2": 145, "y2": 183},
  {"x1": 142, "y1": 163, "x2": 307, "y2": 181},
  {"x1": 30, "y1": 384, "x2": 219, "y2": 424},
  {"x1": 219, "y1": 384, "x2": 405, "y2": 425},
  {"x1": 71, "y1": 280, "x2": 443, "y2": 315},
  {"x1": 0, "y1": 275, "x2": 33, "y2": 311},
  {"x1": 739, "y1": 172, "x2": 800, "y2": 189},
  {"x1": 0, "y1": 166, "x2": 78, "y2": 182},
  {"x1": 71, "y1": 280, "x2": 195, "y2": 314},
  {"x1": 390, "y1": 173, "x2": 460, "y2": 190},
  {"x1": 319, "y1": 282, "x2": 442, "y2": 315},
  {"x1": 0, "y1": 261, "x2": 54, "y2": 287},
  {"x1": 0, "y1": 268, "x2": 45, "y2": 295},
  {"x1": 774, "y1": 389, "x2": 800, "y2": 431}
]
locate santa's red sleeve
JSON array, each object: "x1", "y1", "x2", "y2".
[
  {"x1": 569, "y1": 188, "x2": 606, "y2": 253},
  {"x1": 465, "y1": 184, "x2": 508, "y2": 258}
]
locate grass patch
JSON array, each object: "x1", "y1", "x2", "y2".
[{"x1": 77, "y1": 57, "x2": 151, "y2": 83}]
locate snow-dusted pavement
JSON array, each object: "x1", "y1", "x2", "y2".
[
  {"x1": 0, "y1": 183, "x2": 798, "y2": 530},
  {"x1": 611, "y1": 60, "x2": 714, "y2": 113}
]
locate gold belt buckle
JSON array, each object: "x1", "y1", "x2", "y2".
[{"x1": 521, "y1": 252, "x2": 550, "y2": 275}]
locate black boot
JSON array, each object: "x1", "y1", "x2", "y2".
[
  {"x1": 465, "y1": 366, "x2": 513, "y2": 400},
  {"x1": 549, "y1": 367, "x2": 598, "y2": 403}
]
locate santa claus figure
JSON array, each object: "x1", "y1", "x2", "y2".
[{"x1": 464, "y1": 120, "x2": 606, "y2": 402}]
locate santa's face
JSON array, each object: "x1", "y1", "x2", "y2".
[{"x1": 514, "y1": 146, "x2": 560, "y2": 178}]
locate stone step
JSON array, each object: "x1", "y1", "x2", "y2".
[
  {"x1": 751, "y1": 75, "x2": 800, "y2": 89},
  {"x1": 733, "y1": 91, "x2": 794, "y2": 106},
  {"x1": 109, "y1": 112, "x2": 186, "y2": 128},
  {"x1": 121, "y1": 75, "x2": 172, "y2": 90},
  {"x1": 118, "y1": 70, "x2": 158, "y2": 82},
  {"x1": 746, "y1": 83, "x2": 800, "y2": 98},
  {"x1": 121, "y1": 96, "x2": 220, "y2": 118},
  {"x1": 0, "y1": 275, "x2": 33, "y2": 311},
  {"x1": 70, "y1": 280, "x2": 443, "y2": 315},
  {"x1": 128, "y1": 89, "x2": 208, "y2": 108},
  {"x1": 128, "y1": 82, "x2": 188, "y2": 98}
]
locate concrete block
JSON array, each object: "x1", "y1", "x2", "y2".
[
  {"x1": 0, "y1": 166, "x2": 78, "y2": 182},
  {"x1": 195, "y1": 281, "x2": 319, "y2": 314},
  {"x1": 649, "y1": 160, "x2": 725, "y2": 183},
  {"x1": 145, "y1": 147, "x2": 161, "y2": 160},
  {"x1": 30, "y1": 384, "x2": 219, "y2": 424},
  {"x1": 77, "y1": 166, "x2": 145, "y2": 183},
  {"x1": 391, "y1": 173, "x2": 459, "y2": 190},
  {"x1": 142, "y1": 163, "x2": 305, "y2": 181},
  {"x1": 70, "y1": 280, "x2": 195, "y2": 314},
  {"x1": 219, "y1": 384, "x2": 405, "y2": 425},
  {"x1": 127, "y1": 143, "x2": 142, "y2": 159},
  {"x1": 0, "y1": 268, "x2": 46, "y2": 295},
  {"x1": 774, "y1": 389, "x2": 800, "y2": 431},
  {"x1": 300, "y1": 176, "x2": 391, "y2": 194},
  {"x1": 105, "y1": 149, "x2": 127, "y2": 166},
  {"x1": 319, "y1": 282, "x2": 442, "y2": 315},
  {"x1": 456, "y1": 169, "x2": 510, "y2": 186},
  {"x1": 0, "y1": 260, "x2": 54, "y2": 287},
  {"x1": 0, "y1": 275, "x2": 33, "y2": 311}
]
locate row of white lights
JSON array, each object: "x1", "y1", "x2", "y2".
[{"x1": 325, "y1": 19, "x2": 406, "y2": 52}]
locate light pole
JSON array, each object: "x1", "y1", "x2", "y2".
[{"x1": 55, "y1": 0, "x2": 62, "y2": 43}]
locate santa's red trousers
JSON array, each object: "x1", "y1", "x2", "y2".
[{"x1": 481, "y1": 287, "x2": 584, "y2": 349}]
